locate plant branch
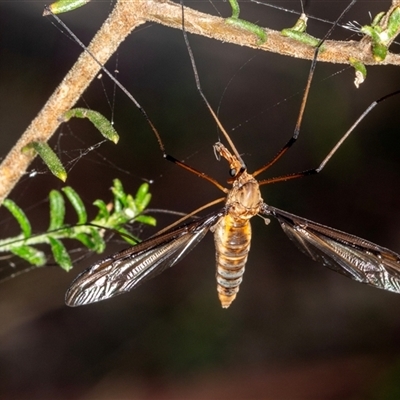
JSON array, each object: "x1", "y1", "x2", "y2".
[
  {"x1": 0, "y1": 0, "x2": 146, "y2": 205},
  {"x1": 1, "y1": 0, "x2": 400, "y2": 205}
]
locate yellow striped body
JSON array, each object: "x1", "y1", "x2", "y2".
[
  {"x1": 212, "y1": 143, "x2": 263, "y2": 308},
  {"x1": 214, "y1": 214, "x2": 252, "y2": 308}
]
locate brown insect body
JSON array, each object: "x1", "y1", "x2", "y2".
[{"x1": 212, "y1": 142, "x2": 263, "y2": 308}]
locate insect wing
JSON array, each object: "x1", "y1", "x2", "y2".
[
  {"x1": 65, "y1": 212, "x2": 223, "y2": 306},
  {"x1": 263, "y1": 205, "x2": 400, "y2": 293}
]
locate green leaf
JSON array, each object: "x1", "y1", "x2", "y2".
[
  {"x1": 111, "y1": 179, "x2": 126, "y2": 212},
  {"x1": 225, "y1": 17, "x2": 267, "y2": 44},
  {"x1": 111, "y1": 179, "x2": 125, "y2": 199},
  {"x1": 74, "y1": 232, "x2": 97, "y2": 251},
  {"x1": 225, "y1": 0, "x2": 266, "y2": 43},
  {"x1": 371, "y1": 12, "x2": 385, "y2": 27},
  {"x1": 349, "y1": 57, "x2": 367, "y2": 88},
  {"x1": 62, "y1": 108, "x2": 119, "y2": 144},
  {"x1": 227, "y1": 0, "x2": 240, "y2": 19},
  {"x1": 22, "y1": 141, "x2": 67, "y2": 182},
  {"x1": 137, "y1": 193, "x2": 151, "y2": 213},
  {"x1": 62, "y1": 186, "x2": 87, "y2": 225},
  {"x1": 281, "y1": 14, "x2": 321, "y2": 48},
  {"x1": 89, "y1": 227, "x2": 106, "y2": 253},
  {"x1": 115, "y1": 227, "x2": 139, "y2": 245},
  {"x1": 387, "y1": 7, "x2": 400, "y2": 39},
  {"x1": 3, "y1": 199, "x2": 32, "y2": 238},
  {"x1": 0, "y1": 181, "x2": 155, "y2": 274},
  {"x1": 11, "y1": 245, "x2": 46, "y2": 266},
  {"x1": 135, "y1": 215, "x2": 157, "y2": 226},
  {"x1": 361, "y1": 8, "x2": 400, "y2": 62},
  {"x1": 281, "y1": 29, "x2": 320, "y2": 48},
  {"x1": 135, "y1": 183, "x2": 152, "y2": 211},
  {"x1": 123, "y1": 195, "x2": 137, "y2": 221},
  {"x1": 93, "y1": 199, "x2": 110, "y2": 221},
  {"x1": 48, "y1": 236, "x2": 72, "y2": 271},
  {"x1": 372, "y1": 43, "x2": 388, "y2": 62},
  {"x1": 43, "y1": 0, "x2": 91, "y2": 16},
  {"x1": 49, "y1": 190, "x2": 66, "y2": 231},
  {"x1": 135, "y1": 182, "x2": 149, "y2": 202}
]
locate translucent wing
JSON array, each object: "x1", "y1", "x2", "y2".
[
  {"x1": 65, "y1": 211, "x2": 223, "y2": 306},
  {"x1": 263, "y1": 204, "x2": 400, "y2": 293}
]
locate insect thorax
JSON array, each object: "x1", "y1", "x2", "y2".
[{"x1": 225, "y1": 172, "x2": 263, "y2": 220}]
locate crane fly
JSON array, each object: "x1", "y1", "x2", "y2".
[{"x1": 58, "y1": 1, "x2": 400, "y2": 307}]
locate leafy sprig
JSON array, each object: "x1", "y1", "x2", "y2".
[
  {"x1": 0, "y1": 180, "x2": 155, "y2": 271},
  {"x1": 22, "y1": 108, "x2": 119, "y2": 182}
]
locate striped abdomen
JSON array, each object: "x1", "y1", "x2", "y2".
[{"x1": 213, "y1": 214, "x2": 252, "y2": 308}]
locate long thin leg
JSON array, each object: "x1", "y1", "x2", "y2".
[
  {"x1": 180, "y1": 0, "x2": 246, "y2": 173},
  {"x1": 47, "y1": 8, "x2": 228, "y2": 193},
  {"x1": 259, "y1": 90, "x2": 400, "y2": 186},
  {"x1": 164, "y1": 154, "x2": 228, "y2": 193},
  {"x1": 253, "y1": 0, "x2": 358, "y2": 178},
  {"x1": 155, "y1": 197, "x2": 226, "y2": 235}
]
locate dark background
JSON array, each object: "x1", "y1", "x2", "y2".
[{"x1": 1, "y1": 1, "x2": 400, "y2": 399}]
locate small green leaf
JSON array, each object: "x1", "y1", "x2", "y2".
[
  {"x1": 111, "y1": 179, "x2": 126, "y2": 212},
  {"x1": 115, "y1": 227, "x2": 139, "y2": 245},
  {"x1": 135, "y1": 215, "x2": 157, "y2": 226},
  {"x1": 43, "y1": 0, "x2": 91, "y2": 16},
  {"x1": 387, "y1": 7, "x2": 400, "y2": 40},
  {"x1": 225, "y1": 0, "x2": 266, "y2": 44},
  {"x1": 62, "y1": 108, "x2": 119, "y2": 144},
  {"x1": 140, "y1": 193, "x2": 152, "y2": 211},
  {"x1": 281, "y1": 29, "x2": 320, "y2": 48},
  {"x1": 75, "y1": 232, "x2": 98, "y2": 251},
  {"x1": 135, "y1": 183, "x2": 151, "y2": 209},
  {"x1": 361, "y1": 8, "x2": 400, "y2": 62},
  {"x1": 281, "y1": 13, "x2": 321, "y2": 48},
  {"x1": 228, "y1": 0, "x2": 240, "y2": 19},
  {"x1": 135, "y1": 182, "x2": 149, "y2": 201},
  {"x1": 349, "y1": 57, "x2": 367, "y2": 88},
  {"x1": 371, "y1": 12, "x2": 385, "y2": 27},
  {"x1": 49, "y1": 190, "x2": 66, "y2": 231},
  {"x1": 361, "y1": 24, "x2": 386, "y2": 61},
  {"x1": 111, "y1": 179, "x2": 125, "y2": 198},
  {"x1": 93, "y1": 199, "x2": 110, "y2": 220},
  {"x1": 3, "y1": 199, "x2": 32, "y2": 238},
  {"x1": 123, "y1": 195, "x2": 137, "y2": 220},
  {"x1": 225, "y1": 17, "x2": 267, "y2": 44},
  {"x1": 361, "y1": 25, "x2": 380, "y2": 42},
  {"x1": 11, "y1": 245, "x2": 46, "y2": 266},
  {"x1": 372, "y1": 43, "x2": 388, "y2": 62},
  {"x1": 62, "y1": 187, "x2": 87, "y2": 225},
  {"x1": 89, "y1": 227, "x2": 106, "y2": 253},
  {"x1": 23, "y1": 141, "x2": 67, "y2": 182},
  {"x1": 48, "y1": 236, "x2": 72, "y2": 271}
]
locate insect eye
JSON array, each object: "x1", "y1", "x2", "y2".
[{"x1": 229, "y1": 168, "x2": 237, "y2": 177}]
